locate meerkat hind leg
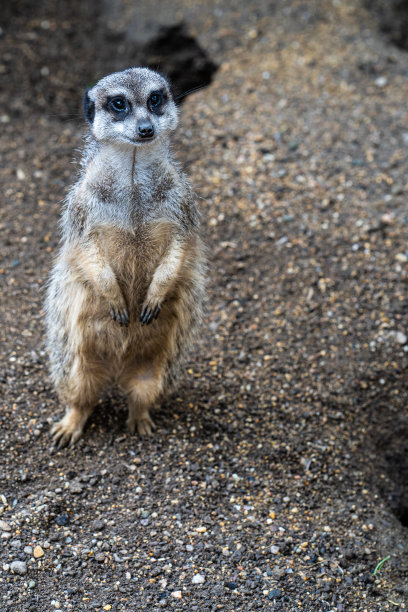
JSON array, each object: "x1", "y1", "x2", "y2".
[
  {"x1": 122, "y1": 365, "x2": 163, "y2": 436},
  {"x1": 51, "y1": 354, "x2": 109, "y2": 447},
  {"x1": 128, "y1": 397, "x2": 156, "y2": 437},
  {"x1": 51, "y1": 404, "x2": 94, "y2": 448}
]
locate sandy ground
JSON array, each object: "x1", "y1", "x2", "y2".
[{"x1": 0, "y1": 1, "x2": 408, "y2": 610}]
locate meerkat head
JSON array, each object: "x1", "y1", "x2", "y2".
[{"x1": 83, "y1": 68, "x2": 178, "y2": 147}]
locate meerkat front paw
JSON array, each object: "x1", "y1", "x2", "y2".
[
  {"x1": 139, "y1": 301, "x2": 161, "y2": 325},
  {"x1": 110, "y1": 306, "x2": 129, "y2": 326}
]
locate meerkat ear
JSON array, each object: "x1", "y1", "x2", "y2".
[{"x1": 83, "y1": 89, "x2": 95, "y2": 124}]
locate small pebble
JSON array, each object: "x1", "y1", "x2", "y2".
[
  {"x1": 380, "y1": 212, "x2": 394, "y2": 225},
  {"x1": 375, "y1": 76, "x2": 387, "y2": 87},
  {"x1": 171, "y1": 591, "x2": 182, "y2": 599},
  {"x1": 10, "y1": 561, "x2": 27, "y2": 575},
  {"x1": 0, "y1": 520, "x2": 11, "y2": 532},
  {"x1": 390, "y1": 331, "x2": 407, "y2": 344},
  {"x1": 272, "y1": 567, "x2": 286, "y2": 579},
  {"x1": 92, "y1": 519, "x2": 104, "y2": 531},
  {"x1": 192, "y1": 573, "x2": 205, "y2": 584},
  {"x1": 225, "y1": 582, "x2": 238, "y2": 590},
  {"x1": 34, "y1": 545, "x2": 44, "y2": 558},
  {"x1": 69, "y1": 481, "x2": 83, "y2": 494}
]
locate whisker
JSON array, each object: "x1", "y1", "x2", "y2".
[{"x1": 174, "y1": 83, "x2": 209, "y2": 101}]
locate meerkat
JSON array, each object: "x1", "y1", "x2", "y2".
[{"x1": 45, "y1": 67, "x2": 205, "y2": 447}]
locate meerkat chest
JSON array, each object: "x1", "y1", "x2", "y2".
[{"x1": 86, "y1": 175, "x2": 180, "y2": 230}]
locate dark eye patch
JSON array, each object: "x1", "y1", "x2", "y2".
[
  {"x1": 147, "y1": 90, "x2": 167, "y2": 115},
  {"x1": 106, "y1": 96, "x2": 131, "y2": 119}
]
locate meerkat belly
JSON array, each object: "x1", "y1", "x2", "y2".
[{"x1": 100, "y1": 222, "x2": 175, "y2": 312}]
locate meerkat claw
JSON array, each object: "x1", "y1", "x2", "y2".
[
  {"x1": 51, "y1": 423, "x2": 71, "y2": 449},
  {"x1": 140, "y1": 302, "x2": 161, "y2": 325},
  {"x1": 140, "y1": 305, "x2": 156, "y2": 325},
  {"x1": 110, "y1": 307, "x2": 129, "y2": 326},
  {"x1": 139, "y1": 306, "x2": 148, "y2": 324},
  {"x1": 122, "y1": 308, "x2": 129, "y2": 326},
  {"x1": 51, "y1": 410, "x2": 87, "y2": 448}
]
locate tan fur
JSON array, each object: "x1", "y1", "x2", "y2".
[{"x1": 45, "y1": 68, "x2": 205, "y2": 446}]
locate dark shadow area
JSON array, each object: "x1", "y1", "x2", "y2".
[
  {"x1": 382, "y1": 422, "x2": 408, "y2": 527},
  {"x1": 144, "y1": 25, "x2": 218, "y2": 103},
  {"x1": 367, "y1": 0, "x2": 408, "y2": 50},
  {"x1": 368, "y1": 393, "x2": 408, "y2": 528}
]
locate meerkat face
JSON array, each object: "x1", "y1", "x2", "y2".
[{"x1": 84, "y1": 68, "x2": 178, "y2": 147}]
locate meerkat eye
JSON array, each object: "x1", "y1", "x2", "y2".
[
  {"x1": 147, "y1": 91, "x2": 164, "y2": 112},
  {"x1": 108, "y1": 97, "x2": 129, "y2": 116}
]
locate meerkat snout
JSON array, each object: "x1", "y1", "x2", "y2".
[{"x1": 137, "y1": 119, "x2": 155, "y2": 139}]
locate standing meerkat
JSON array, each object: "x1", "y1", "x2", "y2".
[{"x1": 45, "y1": 67, "x2": 205, "y2": 447}]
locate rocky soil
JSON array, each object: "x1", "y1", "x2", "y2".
[{"x1": 0, "y1": 0, "x2": 408, "y2": 610}]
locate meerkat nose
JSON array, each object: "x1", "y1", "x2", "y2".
[{"x1": 138, "y1": 120, "x2": 155, "y2": 139}]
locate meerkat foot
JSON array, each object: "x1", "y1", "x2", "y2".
[
  {"x1": 139, "y1": 303, "x2": 161, "y2": 325},
  {"x1": 51, "y1": 406, "x2": 91, "y2": 448},
  {"x1": 127, "y1": 411, "x2": 156, "y2": 436},
  {"x1": 110, "y1": 306, "x2": 129, "y2": 326}
]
